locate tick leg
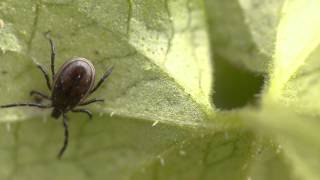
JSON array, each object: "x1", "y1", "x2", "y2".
[
  {"x1": 30, "y1": 90, "x2": 51, "y2": 100},
  {"x1": 78, "y1": 98, "x2": 104, "y2": 106},
  {"x1": 58, "y1": 113, "x2": 68, "y2": 159},
  {"x1": 45, "y1": 32, "x2": 56, "y2": 79},
  {"x1": 90, "y1": 66, "x2": 114, "y2": 94},
  {"x1": 35, "y1": 64, "x2": 51, "y2": 90},
  {"x1": 71, "y1": 109, "x2": 92, "y2": 119},
  {"x1": 0, "y1": 103, "x2": 50, "y2": 109}
]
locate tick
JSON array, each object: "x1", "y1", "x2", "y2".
[{"x1": 0, "y1": 34, "x2": 113, "y2": 158}]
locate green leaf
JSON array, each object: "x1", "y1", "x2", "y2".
[
  {"x1": 266, "y1": 0, "x2": 320, "y2": 103},
  {"x1": 205, "y1": 0, "x2": 282, "y2": 73},
  {"x1": 258, "y1": 0, "x2": 320, "y2": 179},
  {"x1": 0, "y1": 114, "x2": 256, "y2": 180},
  {"x1": 0, "y1": 0, "x2": 213, "y2": 123},
  {"x1": 247, "y1": 137, "x2": 297, "y2": 180},
  {"x1": 238, "y1": 0, "x2": 284, "y2": 58},
  {"x1": 0, "y1": 22, "x2": 21, "y2": 53},
  {"x1": 126, "y1": 0, "x2": 213, "y2": 109},
  {"x1": 1, "y1": 0, "x2": 315, "y2": 179},
  {"x1": 247, "y1": 106, "x2": 320, "y2": 180},
  {"x1": 0, "y1": 0, "x2": 263, "y2": 180}
]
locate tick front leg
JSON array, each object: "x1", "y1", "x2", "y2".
[
  {"x1": 58, "y1": 113, "x2": 69, "y2": 159},
  {"x1": 78, "y1": 98, "x2": 104, "y2": 106},
  {"x1": 71, "y1": 109, "x2": 92, "y2": 119},
  {"x1": 0, "y1": 103, "x2": 51, "y2": 109},
  {"x1": 35, "y1": 63, "x2": 52, "y2": 90},
  {"x1": 45, "y1": 32, "x2": 56, "y2": 79},
  {"x1": 90, "y1": 66, "x2": 114, "y2": 94},
  {"x1": 30, "y1": 90, "x2": 51, "y2": 100}
]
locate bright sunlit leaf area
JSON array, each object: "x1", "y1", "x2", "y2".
[{"x1": 0, "y1": 0, "x2": 319, "y2": 180}]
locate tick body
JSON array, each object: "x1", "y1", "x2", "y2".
[
  {"x1": 0, "y1": 34, "x2": 114, "y2": 158},
  {"x1": 51, "y1": 58, "x2": 95, "y2": 118}
]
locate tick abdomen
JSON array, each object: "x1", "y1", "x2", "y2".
[{"x1": 51, "y1": 58, "x2": 95, "y2": 118}]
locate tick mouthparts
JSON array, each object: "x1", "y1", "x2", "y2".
[{"x1": 51, "y1": 108, "x2": 62, "y2": 119}]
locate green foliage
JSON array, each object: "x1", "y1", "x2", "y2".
[{"x1": 0, "y1": 0, "x2": 319, "y2": 179}]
